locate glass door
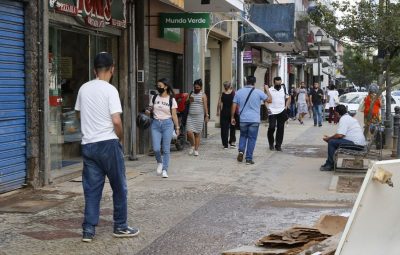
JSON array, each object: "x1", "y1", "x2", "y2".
[
  {"x1": 49, "y1": 27, "x2": 118, "y2": 173},
  {"x1": 49, "y1": 27, "x2": 90, "y2": 171}
]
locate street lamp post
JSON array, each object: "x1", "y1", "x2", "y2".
[{"x1": 315, "y1": 29, "x2": 324, "y2": 85}]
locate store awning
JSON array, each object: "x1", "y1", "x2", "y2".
[
  {"x1": 246, "y1": 42, "x2": 299, "y2": 53},
  {"x1": 184, "y1": 0, "x2": 244, "y2": 12},
  {"x1": 242, "y1": 3, "x2": 300, "y2": 53},
  {"x1": 240, "y1": 17, "x2": 275, "y2": 42}
]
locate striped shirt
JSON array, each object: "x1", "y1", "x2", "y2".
[{"x1": 188, "y1": 92, "x2": 204, "y2": 115}]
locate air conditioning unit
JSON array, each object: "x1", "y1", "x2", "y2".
[{"x1": 137, "y1": 70, "x2": 144, "y2": 83}]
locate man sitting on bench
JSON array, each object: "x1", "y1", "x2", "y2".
[{"x1": 320, "y1": 104, "x2": 367, "y2": 171}]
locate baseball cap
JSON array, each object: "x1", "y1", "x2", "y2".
[{"x1": 94, "y1": 52, "x2": 113, "y2": 69}]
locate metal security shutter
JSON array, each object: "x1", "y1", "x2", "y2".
[
  {"x1": 0, "y1": 0, "x2": 26, "y2": 193},
  {"x1": 149, "y1": 49, "x2": 157, "y2": 88},
  {"x1": 149, "y1": 49, "x2": 175, "y2": 87},
  {"x1": 156, "y1": 51, "x2": 174, "y2": 84}
]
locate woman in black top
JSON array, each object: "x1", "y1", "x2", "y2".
[{"x1": 217, "y1": 81, "x2": 237, "y2": 149}]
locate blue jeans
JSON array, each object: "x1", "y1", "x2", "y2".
[
  {"x1": 151, "y1": 118, "x2": 174, "y2": 171},
  {"x1": 239, "y1": 122, "x2": 260, "y2": 160},
  {"x1": 289, "y1": 104, "x2": 296, "y2": 118},
  {"x1": 326, "y1": 138, "x2": 355, "y2": 166},
  {"x1": 312, "y1": 104, "x2": 323, "y2": 126},
  {"x1": 82, "y1": 139, "x2": 128, "y2": 235}
]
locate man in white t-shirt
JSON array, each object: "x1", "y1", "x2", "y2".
[
  {"x1": 320, "y1": 104, "x2": 366, "y2": 171},
  {"x1": 75, "y1": 52, "x2": 139, "y2": 242},
  {"x1": 266, "y1": 76, "x2": 291, "y2": 151},
  {"x1": 327, "y1": 84, "x2": 339, "y2": 124}
]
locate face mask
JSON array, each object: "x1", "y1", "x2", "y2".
[
  {"x1": 156, "y1": 87, "x2": 165, "y2": 94},
  {"x1": 274, "y1": 85, "x2": 281, "y2": 90},
  {"x1": 194, "y1": 88, "x2": 201, "y2": 94}
]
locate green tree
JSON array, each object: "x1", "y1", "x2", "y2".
[
  {"x1": 308, "y1": 0, "x2": 400, "y2": 124},
  {"x1": 342, "y1": 47, "x2": 377, "y2": 87},
  {"x1": 308, "y1": 0, "x2": 400, "y2": 81}
]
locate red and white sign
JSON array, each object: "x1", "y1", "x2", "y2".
[{"x1": 49, "y1": 0, "x2": 126, "y2": 29}]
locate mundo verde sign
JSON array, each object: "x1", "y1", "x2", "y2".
[{"x1": 160, "y1": 13, "x2": 210, "y2": 29}]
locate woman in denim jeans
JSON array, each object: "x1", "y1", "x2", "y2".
[{"x1": 148, "y1": 78, "x2": 180, "y2": 178}]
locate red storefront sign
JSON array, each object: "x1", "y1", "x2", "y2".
[{"x1": 49, "y1": 0, "x2": 126, "y2": 29}]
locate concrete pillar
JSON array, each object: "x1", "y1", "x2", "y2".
[{"x1": 25, "y1": 0, "x2": 42, "y2": 188}]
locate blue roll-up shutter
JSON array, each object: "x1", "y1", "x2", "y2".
[{"x1": 0, "y1": 0, "x2": 26, "y2": 193}]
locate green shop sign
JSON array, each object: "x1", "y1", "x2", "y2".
[
  {"x1": 49, "y1": 0, "x2": 126, "y2": 28},
  {"x1": 160, "y1": 28, "x2": 182, "y2": 43},
  {"x1": 160, "y1": 13, "x2": 210, "y2": 29}
]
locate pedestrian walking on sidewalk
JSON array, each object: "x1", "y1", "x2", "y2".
[
  {"x1": 75, "y1": 52, "x2": 139, "y2": 243},
  {"x1": 327, "y1": 84, "x2": 339, "y2": 124},
  {"x1": 187, "y1": 79, "x2": 209, "y2": 156},
  {"x1": 217, "y1": 81, "x2": 237, "y2": 149},
  {"x1": 359, "y1": 83, "x2": 381, "y2": 137},
  {"x1": 297, "y1": 82, "x2": 309, "y2": 125},
  {"x1": 231, "y1": 76, "x2": 271, "y2": 165},
  {"x1": 310, "y1": 82, "x2": 324, "y2": 127},
  {"x1": 148, "y1": 78, "x2": 180, "y2": 178},
  {"x1": 267, "y1": 77, "x2": 291, "y2": 151},
  {"x1": 320, "y1": 104, "x2": 366, "y2": 171},
  {"x1": 307, "y1": 86, "x2": 313, "y2": 118},
  {"x1": 289, "y1": 86, "x2": 297, "y2": 120}
]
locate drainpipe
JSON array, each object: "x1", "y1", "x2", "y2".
[
  {"x1": 128, "y1": 0, "x2": 138, "y2": 160},
  {"x1": 38, "y1": 0, "x2": 50, "y2": 186}
]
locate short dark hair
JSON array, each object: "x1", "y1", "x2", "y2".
[
  {"x1": 247, "y1": 76, "x2": 256, "y2": 85},
  {"x1": 335, "y1": 104, "x2": 347, "y2": 116},
  {"x1": 193, "y1": 79, "x2": 202, "y2": 87},
  {"x1": 94, "y1": 52, "x2": 113, "y2": 70},
  {"x1": 273, "y1": 77, "x2": 282, "y2": 82}
]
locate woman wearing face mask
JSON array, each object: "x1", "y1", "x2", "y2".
[
  {"x1": 217, "y1": 81, "x2": 236, "y2": 149},
  {"x1": 148, "y1": 78, "x2": 180, "y2": 178},
  {"x1": 186, "y1": 79, "x2": 209, "y2": 156},
  {"x1": 297, "y1": 82, "x2": 309, "y2": 124}
]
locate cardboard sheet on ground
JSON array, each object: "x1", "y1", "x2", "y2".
[
  {"x1": 336, "y1": 160, "x2": 400, "y2": 255},
  {"x1": 314, "y1": 215, "x2": 347, "y2": 236}
]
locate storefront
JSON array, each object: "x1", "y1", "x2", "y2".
[
  {"x1": 149, "y1": 1, "x2": 185, "y2": 92},
  {"x1": 206, "y1": 13, "x2": 235, "y2": 125},
  {"x1": 243, "y1": 47, "x2": 272, "y2": 88},
  {"x1": 0, "y1": 0, "x2": 27, "y2": 193},
  {"x1": 47, "y1": 0, "x2": 128, "y2": 179}
]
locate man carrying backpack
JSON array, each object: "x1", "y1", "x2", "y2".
[{"x1": 267, "y1": 77, "x2": 291, "y2": 151}]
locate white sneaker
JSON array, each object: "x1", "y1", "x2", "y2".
[
  {"x1": 156, "y1": 163, "x2": 163, "y2": 175},
  {"x1": 189, "y1": 147, "x2": 194, "y2": 155},
  {"x1": 162, "y1": 170, "x2": 168, "y2": 178},
  {"x1": 194, "y1": 151, "x2": 199, "y2": 156}
]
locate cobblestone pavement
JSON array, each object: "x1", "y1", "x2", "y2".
[{"x1": 0, "y1": 118, "x2": 358, "y2": 255}]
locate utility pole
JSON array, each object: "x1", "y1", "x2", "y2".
[{"x1": 378, "y1": 0, "x2": 393, "y2": 148}]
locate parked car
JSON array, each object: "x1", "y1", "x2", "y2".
[
  {"x1": 382, "y1": 94, "x2": 400, "y2": 114},
  {"x1": 324, "y1": 92, "x2": 367, "y2": 119},
  {"x1": 392, "y1": 91, "x2": 400, "y2": 97},
  {"x1": 346, "y1": 94, "x2": 368, "y2": 116}
]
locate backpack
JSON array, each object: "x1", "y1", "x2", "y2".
[
  {"x1": 151, "y1": 95, "x2": 173, "y2": 118},
  {"x1": 181, "y1": 91, "x2": 193, "y2": 127}
]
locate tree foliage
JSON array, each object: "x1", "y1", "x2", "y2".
[
  {"x1": 308, "y1": 0, "x2": 400, "y2": 52},
  {"x1": 342, "y1": 48, "x2": 377, "y2": 86},
  {"x1": 308, "y1": 0, "x2": 400, "y2": 83}
]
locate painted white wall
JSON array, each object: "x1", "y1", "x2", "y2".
[
  {"x1": 209, "y1": 48, "x2": 221, "y2": 123},
  {"x1": 278, "y1": 53, "x2": 289, "y2": 86}
]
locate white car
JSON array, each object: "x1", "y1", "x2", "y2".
[
  {"x1": 345, "y1": 93, "x2": 368, "y2": 116},
  {"x1": 382, "y1": 94, "x2": 400, "y2": 114},
  {"x1": 324, "y1": 92, "x2": 367, "y2": 118}
]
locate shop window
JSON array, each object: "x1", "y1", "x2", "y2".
[{"x1": 49, "y1": 27, "x2": 118, "y2": 171}]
